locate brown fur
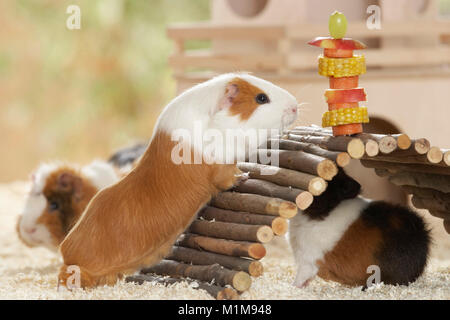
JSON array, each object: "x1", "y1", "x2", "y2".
[
  {"x1": 37, "y1": 168, "x2": 99, "y2": 246},
  {"x1": 316, "y1": 216, "x2": 383, "y2": 287},
  {"x1": 58, "y1": 131, "x2": 240, "y2": 288},
  {"x1": 228, "y1": 78, "x2": 265, "y2": 121}
]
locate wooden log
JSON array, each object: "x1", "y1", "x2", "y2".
[
  {"x1": 388, "y1": 171, "x2": 450, "y2": 193},
  {"x1": 411, "y1": 138, "x2": 431, "y2": 155},
  {"x1": 199, "y1": 206, "x2": 288, "y2": 236},
  {"x1": 444, "y1": 220, "x2": 450, "y2": 234},
  {"x1": 212, "y1": 192, "x2": 299, "y2": 218},
  {"x1": 428, "y1": 210, "x2": 450, "y2": 220},
  {"x1": 366, "y1": 153, "x2": 448, "y2": 167},
  {"x1": 189, "y1": 220, "x2": 274, "y2": 243},
  {"x1": 125, "y1": 274, "x2": 239, "y2": 300},
  {"x1": 373, "y1": 168, "x2": 391, "y2": 178},
  {"x1": 411, "y1": 195, "x2": 450, "y2": 213},
  {"x1": 177, "y1": 233, "x2": 266, "y2": 260},
  {"x1": 426, "y1": 146, "x2": 444, "y2": 164},
  {"x1": 287, "y1": 134, "x2": 365, "y2": 159},
  {"x1": 266, "y1": 138, "x2": 350, "y2": 167},
  {"x1": 393, "y1": 134, "x2": 412, "y2": 150},
  {"x1": 256, "y1": 149, "x2": 338, "y2": 180},
  {"x1": 237, "y1": 162, "x2": 327, "y2": 196},
  {"x1": 364, "y1": 139, "x2": 379, "y2": 157},
  {"x1": 443, "y1": 149, "x2": 450, "y2": 166},
  {"x1": 356, "y1": 133, "x2": 397, "y2": 154},
  {"x1": 233, "y1": 178, "x2": 320, "y2": 204},
  {"x1": 142, "y1": 260, "x2": 252, "y2": 292},
  {"x1": 360, "y1": 159, "x2": 450, "y2": 176},
  {"x1": 167, "y1": 246, "x2": 263, "y2": 277},
  {"x1": 401, "y1": 186, "x2": 450, "y2": 202}
]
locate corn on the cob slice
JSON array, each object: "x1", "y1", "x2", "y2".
[
  {"x1": 318, "y1": 55, "x2": 366, "y2": 78},
  {"x1": 322, "y1": 106, "x2": 369, "y2": 127}
]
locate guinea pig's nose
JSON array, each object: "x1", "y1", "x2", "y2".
[{"x1": 25, "y1": 227, "x2": 37, "y2": 234}]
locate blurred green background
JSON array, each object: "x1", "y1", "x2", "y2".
[{"x1": 0, "y1": 0, "x2": 209, "y2": 182}]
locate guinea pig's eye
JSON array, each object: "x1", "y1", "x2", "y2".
[
  {"x1": 255, "y1": 93, "x2": 270, "y2": 105},
  {"x1": 48, "y1": 201, "x2": 59, "y2": 212}
]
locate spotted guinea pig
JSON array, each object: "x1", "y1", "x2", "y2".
[
  {"x1": 289, "y1": 169, "x2": 431, "y2": 288},
  {"x1": 17, "y1": 161, "x2": 120, "y2": 251}
]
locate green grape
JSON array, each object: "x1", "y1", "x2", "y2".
[{"x1": 329, "y1": 11, "x2": 347, "y2": 39}]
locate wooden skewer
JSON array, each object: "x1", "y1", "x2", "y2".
[
  {"x1": 142, "y1": 260, "x2": 252, "y2": 292},
  {"x1": 237, "y1": 162, "x2": 327, "y2": 196},
  {"x1": 177, "y1": 233, "x2": 266, "y2": 260},
  {"x1": 256, "y1": 149, "x2": 338, "y2": 180},
  {"x1": 125, "y1": 274, "x2": 239, "y2": 300},
  {"x1": 266, "y1": 138, "x2": 350, "y2": 167},
  {"x1": 199, "y1": 206, "x2": 288, "y2": 236},
  {"x1": 189, "y1": 220, "x2": 274, "y2": 243},
  {"x1": 167, "y1": 246, "x2": 264, "y2": 277},
  {"x1": 212, "y1": 192, "x2": 299, "y2": 218}
]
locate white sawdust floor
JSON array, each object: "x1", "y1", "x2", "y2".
[{"x1": 1, "y1": 181, "x2": 448, "y2": 300}]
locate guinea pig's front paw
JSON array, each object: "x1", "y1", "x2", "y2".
[{"x1": 234, "y1": 172, "x2": 249, "y2": 185}]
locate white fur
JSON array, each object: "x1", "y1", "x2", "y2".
[
  {"x1": 156, "y1": 73, "x2": 298, "y2": 163},
  {"x1": 81, "y1": 160, "x2": 120, "y2": 191},
  {"x1": 19, "y1": 160, "x2": 120, "y2": 251},
  {"x1": 288, "y1": 197, "x2": 371, "y2": 287}
]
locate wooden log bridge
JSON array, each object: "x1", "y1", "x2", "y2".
[
  {"x1": 289, "y1": 126, "x2": 450, "y2": 233},
  {"x1": 127, "y1": 125, "x2": 449, "y2": 299}
]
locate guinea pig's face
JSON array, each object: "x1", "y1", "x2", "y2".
[
  {"x1": 17, "y1": 167, "x2": 98, "y2": 251},
  {"x1": 214, "y1": 75, "x2": 299, "y2": 133}
]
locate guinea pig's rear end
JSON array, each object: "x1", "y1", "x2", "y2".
[
  {"x1": 317, "y1": 201, "x2": 430, "y2": 287},
  {"x1": 289, "y1": 169, "x2": 431, "y2": 288}
]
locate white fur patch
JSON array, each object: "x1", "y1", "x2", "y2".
[
  {"x1": 288, "y1": 197, "x2": 371, "y2": 286},
  {"x1": 155, "y1": 73, "x2": 298, "y2": 164},
  {"x1": 19, "y1": 192, "x2": 55, "y2": 250},
  {"x1": 81, "y1": 160, "x2": 120, "y2": 190}
]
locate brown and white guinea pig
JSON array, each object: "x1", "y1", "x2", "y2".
[
  {"x1": 58, "y1": 72, "x2": 299, "y2": 289},
  {"x1": 289, "y1": 169, "x2": 431, "y2": 288},
  {"x1": 17, "y1": 161, "x2": 120, "y2": 251}
]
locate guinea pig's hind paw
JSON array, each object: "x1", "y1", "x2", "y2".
[{"x1": 293, "y1": 278, "x2": 311, "y2": 288}]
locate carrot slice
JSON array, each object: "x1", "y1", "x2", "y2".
[
  {"x1": 332, "y1": 123, "x2": 363, "y2": 136},
  {"x1": 329, "y1": 76, "x2": 359, "y2": 89}
]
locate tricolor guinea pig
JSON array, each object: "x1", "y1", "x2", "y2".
[
  {"x1": 289, "y1": 169, "x2": 431, "y2": 288},
  {"x1": 58, "y1": 73, "x2": 299, "y2": 289},
  {"x1": 17, "y1": 161, "x2": 120, "y2": 251}
]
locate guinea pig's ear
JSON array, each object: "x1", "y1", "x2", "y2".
[
  {"x1": 215, "y1": 83, "x2": 239, "y2": 114},
  {"x1": 57, "y1": 172, "x2": 83, "y2": 201}
]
